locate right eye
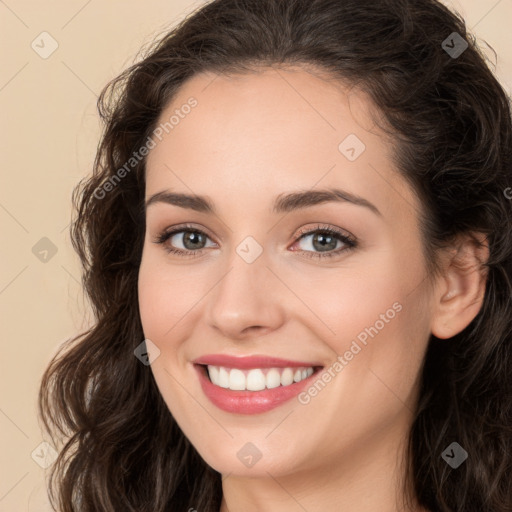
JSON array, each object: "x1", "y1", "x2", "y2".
[{"x1": 153, "y1": 224, "x2": 217, "y2": 257}]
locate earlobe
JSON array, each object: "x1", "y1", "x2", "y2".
[{"x1": 430, "y1": 233, "x2": 489, "y2": 340}]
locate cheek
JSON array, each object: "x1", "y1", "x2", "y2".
[
  {"x1": 137, "y1": 253, "x2": 201, "y2": 342},
  {"x1": 301, "y1": 245, "x2": 430, "y2": 391},
  {"x1": 294, "y1": 289, "x2": 430, "y2": 453},
  {"x1": 290, "y1": 251, "x2": 408, "y2": 345},
  {"x1": 138, "y1": 266, "x2": 167, "y2": 340},
  {"x1": 137, "y1": 257, "x2": 200, "y2": 425}
]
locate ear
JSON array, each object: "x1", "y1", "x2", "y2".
[{"x1": 430, "y1": 232, "x2": 489, "y2": 339}]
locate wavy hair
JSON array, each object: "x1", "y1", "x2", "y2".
[{"x1": 39, "y1": 0, "x2": 512, "y2": 510}]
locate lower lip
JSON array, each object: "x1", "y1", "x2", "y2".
[{"x1": 194, "y1": 364, "x2": 321, "y2": 414}]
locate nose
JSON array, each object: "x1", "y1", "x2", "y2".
[{"x1": 204, "y1": 248, "x2": 287, "y2": 340}]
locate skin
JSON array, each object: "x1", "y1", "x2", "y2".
[{"x1": 137, "y1": 65, "x2": 488, "y2": 512}]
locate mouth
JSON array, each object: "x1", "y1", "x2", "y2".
[{"x1": 192, "y1": 356, "x2": 324, "y2": 414}]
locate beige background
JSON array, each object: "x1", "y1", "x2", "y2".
[{"x1": 0, "y1": 1, "x2": 510, "y2": 510}]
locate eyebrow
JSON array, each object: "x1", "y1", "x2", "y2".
[{"x1": 145, "y1": 188, "x2": 381, "y2": 216}]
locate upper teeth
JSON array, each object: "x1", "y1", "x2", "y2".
[{"x1": 207, "y1": 366, "x2": 314, "y2": 391}]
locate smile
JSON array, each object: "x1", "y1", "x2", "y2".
[{"x1": 192, "y1": 354, "x2": 323, "y2": 414}]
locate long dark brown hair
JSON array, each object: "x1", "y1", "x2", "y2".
[{"x1": 39, "y1": 0, "x2": 512, "y2": 510}]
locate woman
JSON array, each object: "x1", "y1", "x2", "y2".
[{"x1": 39, "y1": 0, "x2": 512, "y2": 510}]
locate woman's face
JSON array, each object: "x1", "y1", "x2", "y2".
[{"x1": 138, "y1": 66, "x2": 437, "y2": 478}]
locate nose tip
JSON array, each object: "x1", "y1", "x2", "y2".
[
  {"x1": 208, "y1": 301, "x2": 280, "y2": 340},
  {"x1": 204, "y1": 260, "x2": 287, "y2": 340}
]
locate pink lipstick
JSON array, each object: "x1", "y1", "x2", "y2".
[{"x1": 192, "y1": 354, "x2": 323, "y2": 414}]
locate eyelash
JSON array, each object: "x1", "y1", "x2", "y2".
[{"x1": 152, "y1": 223, "x2": 357, "y2": 260}]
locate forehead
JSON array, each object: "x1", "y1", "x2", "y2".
[
  {"x1": 145, "y1": 66, "x2": 418, "y2": 220},
  {"x1": 149, "y1": 65, "x2": 383, "y2": 162}
]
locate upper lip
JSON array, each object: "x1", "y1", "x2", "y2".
[{"x1": 192, "y1": 354, "x2": 323, "y2": 369}]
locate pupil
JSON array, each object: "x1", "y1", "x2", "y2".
[
  {"x1": 184, "y1": 232, "x2": 204, "y2": 249},
  {"x1": 313, "y1": 233, "x2": 336, "y2": 252}
]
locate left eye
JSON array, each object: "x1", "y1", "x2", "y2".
[{"x1": 294, "y1": 231, "x2": 347, "y2": 253}]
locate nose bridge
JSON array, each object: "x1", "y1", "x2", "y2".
[{"x1": 205, "y1": 239, "x2": 286, "y2": 338}]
